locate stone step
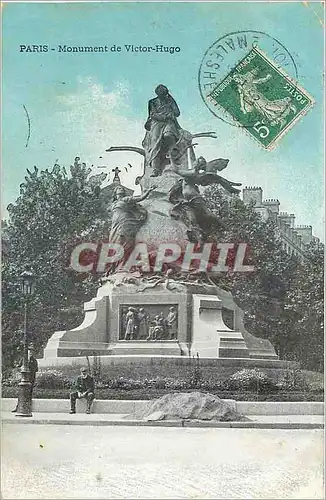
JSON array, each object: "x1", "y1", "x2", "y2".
[
  {"x1": 108, "y1": 341, "x2": 182, "y2": 356},
  {"x1": 2, "y1": 412, "x2": 324, "y2": 429},
  {"x1": 2, "y1": 398, "x2": 324, "y2": 415}
]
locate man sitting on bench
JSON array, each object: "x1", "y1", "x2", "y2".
[{"x1": 69, "y1": 367, "x2": 95, "y2": 414}]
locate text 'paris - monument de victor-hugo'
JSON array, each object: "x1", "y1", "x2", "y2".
[{"x1": 40, "y1": 84, "x2": 290, "y2": 372}]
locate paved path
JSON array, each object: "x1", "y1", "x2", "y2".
[
  {"x1": 2, "y1": 412, "x2": 324, "y2": 429},
  {"x1": 2, "y1": 424, "x2": 323, "y2": 499}
]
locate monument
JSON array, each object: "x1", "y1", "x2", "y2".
[{"x1": 40, "y1": 84, "x2": 279, "y2": 368}]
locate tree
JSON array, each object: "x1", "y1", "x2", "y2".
[
  {"x1": 2, "y1": 158, "x2": 110, "y2": 374},
  {"x1": 284, "y1": 241, "x2": 324, "y2": 371},
  {"x1": 203, "y1": 185, "x2": 323, "y2": 369}
]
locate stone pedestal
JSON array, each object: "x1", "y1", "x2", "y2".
[
  {"x1": 42, "y1": 295, "x2": 110, "y2": 358},
  {"x1": 191, "y1": 294, "x2": 249, "y2": 358},
  {"x1": 43, "y1": 279, "x2": 188, "y2": 359},
  {"x1": 42, "y1": 277, "x2": 277, "y2": 362},
  {"x1": 136, "y1": 167, "x2": 189, "y2": 249}
]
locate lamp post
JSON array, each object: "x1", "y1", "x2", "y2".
[{"x1": 15, "y1": 266, "x2": 35, "y2": 417}]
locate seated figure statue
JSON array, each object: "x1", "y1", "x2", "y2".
[{"x1": 142, "y1": 84, "x2": 181, "y2": 177}]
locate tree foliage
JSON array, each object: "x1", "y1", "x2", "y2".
[
  {"x1": 284, "y1": 241, "x2": 324, "y2": 371},
  {"x1": 2, "y1": 158, "x2": 110, "y2": 374},
  {"x1": 204, "y1": 185, "x2": 323, "y2": 370}
]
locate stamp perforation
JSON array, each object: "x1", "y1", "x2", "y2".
[{"x1": 206, "y1": 45, "x2": 315, "y2": 150}]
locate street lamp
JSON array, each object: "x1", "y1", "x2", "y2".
[{"x1": 15, "y1": 266, "x2": 35, "y2": 417}]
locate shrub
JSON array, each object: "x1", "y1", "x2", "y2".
[
  {"x1": 95, "y1": 379, "x2": 108, "y2": 389},
  {"x1": 145, "y1": 378, "x2": 168, "y2": 389},
  {"x1": 228, "y1": 369, "x2": 276, "y2": 393},
  {"x1": 36, "y1": 369, "x2": 71, "y2": 389},
  {"x1": 276, "y1": 368, "x2": 308, "y2": 391},
  {"x1": 2, "y1": 376, "x2": 19, "y2": 387},
  {"x1": 188, "y1": 364, "x2": 202, "y2": 388},
  {"x1": 199, "y1": 378, "x2": 225, "y2": 391},
  {"x1": 86, "y1": 354, "x2": 102, "y2": 383},
  {"x1": 106, "y1": 377, "x2": 143, "y2": 390},
  {"x1": 103, "y1": 375, "x2": 230, "y2": 392},
  {"x1": 105, "y1": 376, "x2": 193, "y2": 391},
  {"x1": 165, "y1": 378, "x2": 189, "y2": 390}
]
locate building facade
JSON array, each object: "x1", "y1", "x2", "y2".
[{"x1": 242, "y1": 186, "x2": 320, "y2": 259}]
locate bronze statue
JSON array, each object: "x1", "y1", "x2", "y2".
[
  {"x1": 142, "y1": 84, "x2": 181, "y2": 177},
  {"x1": 109, "y1": 184, "x2": 157, "y2": 249},
  {"x1": 107, "y1": 131, "x2": 220, "y2": 177},
  {"x1": 168, "y1": 158, "x2": 241, "y2": 244},
  {"x1": 177, "y1": 157, "x2": 241, "y2": 193},
  {"x1": 105, "y1": 87, "x2": 241, "y2": 253},
  {"x1": 168, "y1": 178, "x2": 205, "y2": 243}
]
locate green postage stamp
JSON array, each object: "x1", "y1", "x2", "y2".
[{"x1": 208, "y1": 46, "x2": 315, "y2": 150}]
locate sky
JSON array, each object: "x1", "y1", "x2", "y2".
[{"x1": 2, "y1": 1, "x2": 324, "y2": 239}]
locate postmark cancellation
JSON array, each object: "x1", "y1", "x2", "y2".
[{"x1": 207, "y1": 46, "x2": 314, "y2": 150}]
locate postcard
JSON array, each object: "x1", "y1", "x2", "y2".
[{"x1": 1, "y1": 2, "x2": 324, "y2": 499}]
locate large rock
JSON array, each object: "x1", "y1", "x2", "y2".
[{"x1": 128, "y1": 391, "x2": 246, "y2": 421}]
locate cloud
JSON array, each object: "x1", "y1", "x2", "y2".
[{"x1": 36, "y1": 78, "x2": 146, "y2": 192}]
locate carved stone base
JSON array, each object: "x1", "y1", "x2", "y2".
[
  {"x1": 41, "y1": 275, "x2": 278, "y2": 362},
  {"x1": 107, "y1": 341, "x2": 182, "y2": 356},
  {"x1": 191, "y1": 294, "x2": 250, "y2": 358}
]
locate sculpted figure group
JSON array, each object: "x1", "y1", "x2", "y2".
[
  {"x1": 109, "y1": 183, "x2": 157, "y2": 265},
  {"x1": 121, "y1": 306, "x2": 178, "y2": 341},
  {"x1": 107, "y1": 84, "x2": 242, "y2": 260}
]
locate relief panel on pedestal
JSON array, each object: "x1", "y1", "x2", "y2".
[{"x1": 119, "y1": 304, "x2": 178, "y2": 341}]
